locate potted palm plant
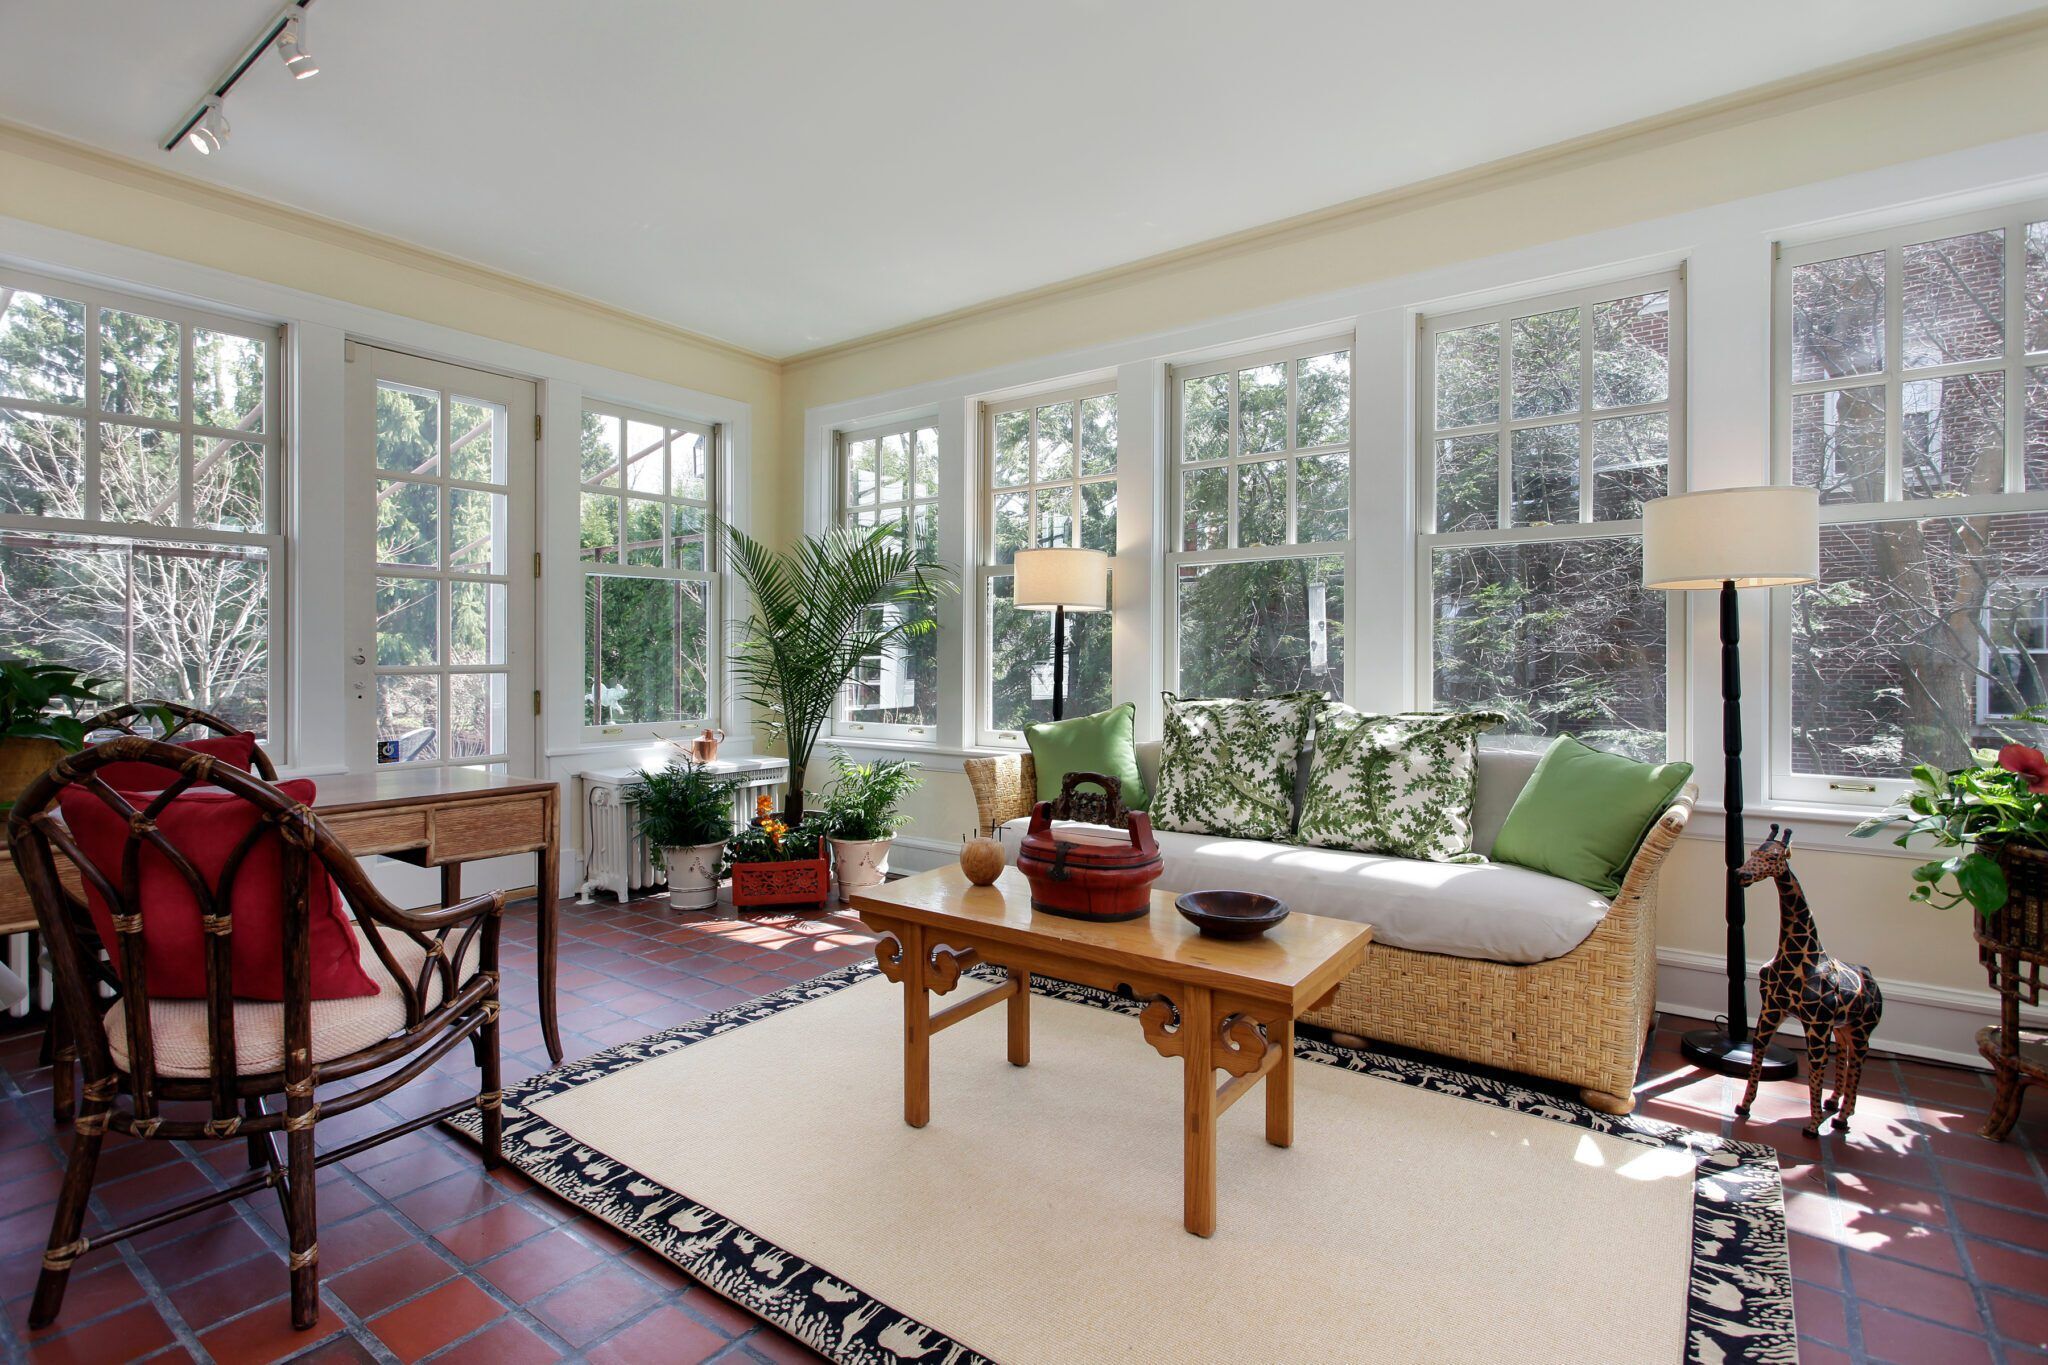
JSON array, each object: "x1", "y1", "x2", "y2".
[
  {"x1": 626, "y1": 759, "x2": 740, "y2": 911},
  {"x1": 1, "y1": 661, "x2": 110, "y2": 810},
  {"x1": 821, "y1": 751, "x2": 922, "y2": 899},
  {"x1": 719, "y1": 519, "x2": 952, "y2": 822}
]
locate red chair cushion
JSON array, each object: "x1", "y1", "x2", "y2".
[
  {"x1": 94, "y1": 732, "x2": 261, "y2": 792},
  {"x1": 59, "y1": 779, "x2": 381, "y2": 1001}
]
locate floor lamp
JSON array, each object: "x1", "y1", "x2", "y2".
[
  {"x1": 1643, "y1": 486, "x2": 1819, "y2": 1079},
  {"x1": 1012, "y1": 547, "x2": 1108, "y2": 722}
]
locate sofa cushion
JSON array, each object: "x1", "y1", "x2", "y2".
[
  {"x1": 1026, "y1": 702, "x2": 1148, "y2": 810},
  {"x1": 1000, "y1": 817, "x2": 1610, "y2": 964},
  {"x1": 1150, "y1": 693, "x2": 1319, "y2": 842},
  {"x1": 1296, "y1": 708, "x2": 1503, "y2": 861},
  {"x1": 1470, "y1": 747, "x2": 1544, "y2": 858},
  {"x1": 1492, "y1": 736, "x2": 1694, "y2": 897}
]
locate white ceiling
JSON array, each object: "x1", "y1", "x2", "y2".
[{"x1": 0, "y1": 1, "x2": 2037, "y2": 357}]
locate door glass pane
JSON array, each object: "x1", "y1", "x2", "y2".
[
  {"x1": 1592, "y1": 293, "x2": 1668, "y2": 409},
  {"x1": 1509, "y1": 423, "x2": 1580, "y2": 527},
  {"x1": 98, "y1": 308, "x2": 179, "y2": 419},
  {"x1": 192, "y1": 329, "x2": 266, "y2": 433},
  {"x1": 1177, "y1": 556, "x2": 1343, "y2": 699},
  {"x1": 1237, "y1": 363, "x2": 1286, "y2": 454},
  {"x1": 1791, "y1": 386, "x2": 1885, "y2": 504},
  {"x1": 99, "y1": 424, "x2": 179, "y2": 525},
  {"x1": 1903, "y1": 372, "x2": 2004, "y2": 499},
  {"x1": 1435, "y1": 434, "x2": 1497, "y2": 532},
  {"x1": 1434, "y1": 323, "x2": 1499, "y2": 428},
  {"x1": 448, "y1": 580, "x2": 507, "y2": 665},
  {"x1": 377, "y1": 479, "x2": 439, "y2": 565},
  {"x1": 448, "y1": 672, "x2": 507, "y2": 759},
  {"x1": 376, "y1": 385, "x2": 439, "y2": 474},
  {"x1": 1295, "y1": 351, "x2": 1349, "y2": 447},
  {"x1": 448, "y1": 398, "x2": 503, "y2": 482},
  {"x1": 376, "y1": 576, "x2": 438, "y2": 665},
  {"x1": 0, "y1": 409, "x2": 84, "y2": 517},
  {"x1": 1510, "y1": 308, "x2": 1579, "y2": 419},
  {"x1": 581, "y1": 411, "x2": 620, "y2": 485},
  {"x1": 1902, "y1": 230, "x2": 2004, "y2": 370},
  {"x1": 1035, "y1": 402, "x2": 1074, "y2": 482},
  {"x1": 448, "y1": 488, "x2": 507, "y2": 570},
  {"x1": 0, "y1": 290, "x2": 86, "y2": 405},
  {"x1": 376, "y1": 674, "x2": 438, "y2": 764},
  {"x1": 1792, "y1": 252, "x2": 1885, "y2": 382}
]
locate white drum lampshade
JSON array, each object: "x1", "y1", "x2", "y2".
[
  {"x1": 1643, "y1": 487, "x2": 1820, "y2": 590},
  {"x1": 1013, "y1": 547, "x2": 1109, "y2": 612}
]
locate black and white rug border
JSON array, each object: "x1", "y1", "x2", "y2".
[{"x1": 450, "y1": 961, "x2": 1795, "y2": 1364}]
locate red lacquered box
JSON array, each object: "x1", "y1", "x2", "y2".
[{"x1": 1017, "y1": 797, "x2": 1163, "y2": 923}]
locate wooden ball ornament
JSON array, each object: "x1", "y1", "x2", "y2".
[{"x1": 959, "y1": 836, "x2": 1005, "y2": 886}]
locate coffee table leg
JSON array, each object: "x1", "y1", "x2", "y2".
[
  {"x1": 1007, "y1": 966, "x2": 1030, "y2": 1067},
  {"x1": 901, "y1": 923, "x2": 931, "y2": 1128},
  {"x1": 1181, "y1": 986, "x2": 1217, "y2": 1238},
  {"x1": 1266, "y1": 1016, "x2": 1295, "y2": 1148}
]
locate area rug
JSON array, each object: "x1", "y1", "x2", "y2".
[{"x1": 452, "y1": 964, "x2": 1793, "y2": 1363}]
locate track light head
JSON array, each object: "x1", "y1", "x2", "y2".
[
  {"x1": 276, "y1": 15, "x2": 318, "y2": 78},
  {"x1": 185, "y1": 97, "x2": 230, "y2": 155}
]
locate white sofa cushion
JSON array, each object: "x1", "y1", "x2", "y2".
[{"x1": 1000, "y1": 817, "x2": 1610, "y2": 965}]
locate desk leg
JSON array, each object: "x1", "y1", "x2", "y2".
[
  {"x1": 1007, "y1": 966, "x2": 1030, "y2": 1067},
  {"x1": 902, "y1": 923, "x2": 930, "y2": 1128},
  {"x1": 537, "y1": 839, "x2": 563, "y2": 1064},
  {"x1": 1182, "y1": 986, "x2": 1217, "y2": 1238},
  {"x1": 1266, "y1": 1016, "x2": 1295, "y2": 1148}
]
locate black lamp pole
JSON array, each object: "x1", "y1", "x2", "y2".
[
  {"x1": 1679, "y1": 579, "x2": 1797, "y2": 1080},
  {"x1": 1050, "y1": 604, "x2": 1067, "y2": 722}
]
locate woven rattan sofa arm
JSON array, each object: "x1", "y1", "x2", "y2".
[
  {"x1": 963, "y1": 753, "x2": 1038, "y2": 836},
  {"x1": 1604, "y1": 783, "x2": 1696, "y2": 927}
]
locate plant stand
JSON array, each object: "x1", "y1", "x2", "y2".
[
  {"x1": 1976, "y1": 842, "x2": 2047, "y2": 1141},
  {"x1": 731, "y1": 837, "x2": 831, "y2": 915}
]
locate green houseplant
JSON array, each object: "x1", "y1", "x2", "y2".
[
  {"x1": 0, "y1": 661, "x2": 111, "y2": 809},
  {"x1": 821, "y1": 751, "x2": 923, "y2": 897},
  {"x1": 625, "y1": 759, "x2": 740, "y2": 911},
  {"x1": 719, "y1": 519, "x2": 952, "y2": 822},
  {"x1": 724, "y1": 802, "x2": 834, "y2": 914}
]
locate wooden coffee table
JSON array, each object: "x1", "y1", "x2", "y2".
[{"x1": 851, "y1": 866, "x2": 1373, "y2": 1237}]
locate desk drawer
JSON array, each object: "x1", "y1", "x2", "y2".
[
  {"x1": 427, "y1": 794, "x2": 549, "y2": 861},
  {"x1": 323, "y1": 807, "x2": 431, "y2": 856}
]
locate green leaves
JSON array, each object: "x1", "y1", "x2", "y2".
[
  {"x1": 821, "y1": 751, "x2": 923, "y2": 841},
  {"x1": 1857, "y1": 752, "x2": 2043, "y2": 916},
  {"x1": 626, "y1": 758, "x2": 739, "y2": 850},
  {"x1": 0, "y1": 659, "x2": 111, "y2": 750}
]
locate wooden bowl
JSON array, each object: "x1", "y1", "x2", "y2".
[{"x1": 1175, "y1": 890, "x2": 1289, "y2": 940}]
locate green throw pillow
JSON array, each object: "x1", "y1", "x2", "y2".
[
  {"x1": 1150, "y1": 692, "x2": 1321, "y2": 841},
  {"x1": 1297, "y1": 707, "x2": 1505, "y2": 861},
  {"x1": 1491, "y1": 735, "x2": 1693, "y2": 897},
  {"x1": 1025, "y1": 702, "x2": 1148, "y2": 812}
]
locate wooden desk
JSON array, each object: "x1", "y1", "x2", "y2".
[{"x1": 1, "y1": 767, "x2": 566, "y2": 1064}]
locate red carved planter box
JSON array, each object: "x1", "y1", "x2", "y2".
[{"x1": 731, "y1": 837, "x2": 831, "y2": 911}]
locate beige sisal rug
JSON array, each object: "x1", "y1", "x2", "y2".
[{"x1": 453, "y1": 966, "x2": 1793, "y2": 1364}]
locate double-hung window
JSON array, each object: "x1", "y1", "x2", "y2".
[
  {"x1": 1418, "y1": 273, "x2": 1683, "y2": 759},
  {"x1": 0, "y1": 270, "x2": 282, "y2": 741},
  {"x1": 1772, "y1": 203, "x2": 2048, "y2": 799},
  {"x1": 1167, "y1": 342, "x2": 1352, "y2": 698},
  {"x1": 981, "y1": 384, "x2": 1117, "y2": 741},
  {"x1": 836, "y1": 420, "x2": 938, "y2": 736},
  {"x1": 578, "y1": 402, "x2": 717, "y2": 731}
]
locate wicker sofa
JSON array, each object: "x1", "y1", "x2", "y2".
[{"x1": 963, "y1": 742, "x2": 1694, "y2": 1114}]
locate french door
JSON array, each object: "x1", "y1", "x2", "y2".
[{"x1": 344, "y1": 345, "x2": 536, "y2": 775}]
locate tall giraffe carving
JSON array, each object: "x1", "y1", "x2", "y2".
[{"x1": 1733, "y1": 825, "x2": 1884, "y2": 1137}]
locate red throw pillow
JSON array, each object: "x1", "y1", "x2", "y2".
[
  {"x1": 94, "y1": 732, "x2": 261, "y2": 793},
  {"x1": 59, "y1": 779, "x2": 381, "y2": 1001}
]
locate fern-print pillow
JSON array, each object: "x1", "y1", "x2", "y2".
[
  {"x1": 1151, "y1": 693, "x2": 1321, "y2": 841},
  {"x1": 1296, "y1": 707, "x2": 1505, "y2": 861}
]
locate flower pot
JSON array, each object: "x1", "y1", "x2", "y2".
[
  {"x1": 830, "y1": 836, "x2": 892, "y2": 900},
  {"x1": 0, "y1": 738, "x2": 65, "y2": 809},
  {"x1": 731, "y1": 836, "x2": 831, "y2": 912},
  {"x1": 662, "y1": 841, "x2": 727, "y2": 912}
]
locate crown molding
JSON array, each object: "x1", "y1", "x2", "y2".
[
  {"x1": 0, "y1": 120, "x2": 780, "y2": 373},
  {"x1": 780, "y1": 10, "x2": 2048, "y2": 372}
]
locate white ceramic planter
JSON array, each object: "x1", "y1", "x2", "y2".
[
  {"x1": 830, "y1": 836, "x2": 892, "y2": 900},
  {"x1": 663, "y1": 841, "x2": 727, "y2": 911}
]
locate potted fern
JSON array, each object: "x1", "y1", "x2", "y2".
[
  {"x1": 1, "y1": 661, "x2": 110, "y2": 810},
  {"x1": 821, "y1": 751, "x2": 923, "y2": 898},
  {"x1": 626, "y1": 759, "x2": 740, "y2": 911}
]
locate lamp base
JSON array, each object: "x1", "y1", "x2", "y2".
[{"x1": 1680, "y1": 1025, "x2": 1799, "y2": 1080}]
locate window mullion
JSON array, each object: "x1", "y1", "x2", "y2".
[
  {"x1": 1884, "y1": 243, "x2": 1904, "y2": 503},
  {"x1": 83, "y1": 305, "x2": 101, "y2": 522},
  {"x1": 1495, "y1": 323, "x2": 1511, "y2": 529},
  {"x1": 1578, "y1": 311, "x2": 1595, "y2": 524},
  {"x1": 2007, "y1": 216, "x2": 2027, "y2": 493}
]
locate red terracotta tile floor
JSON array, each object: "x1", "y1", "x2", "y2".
[{"x1": 0, "y1": 892, "x2": 2040, "y2": 1363}]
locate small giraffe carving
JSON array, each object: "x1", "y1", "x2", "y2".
[{"x1": 1734, "y1": 825, "x2": 1884, "y2": 1136}]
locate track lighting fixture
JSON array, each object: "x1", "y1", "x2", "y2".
[
  {"x1": 163, "y1": 2, "x2": 321, "y2": 156},
  {"x1": 276, "y1": 15, "x2": 318, "y2": 78},
  {"x1": 185, "y1": 98, "x2": 230, "y2": 155}
]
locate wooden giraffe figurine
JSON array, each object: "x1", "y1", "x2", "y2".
[{"x1": 1734, "y1": 825, "x2": 1884, "y2": 1136}]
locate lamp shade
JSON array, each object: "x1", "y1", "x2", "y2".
[
  {"x1": 1013, "y1": 547, "x2": 1109, "y2": 612},
  {"x1": 1642, "y1": 486, "x2": 1819, "y2": 591}
]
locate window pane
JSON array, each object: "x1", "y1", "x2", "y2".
[
  {"x1": 1177, "y1": 556, "x2": 1343, "y2": 699},
  {"x1": 1181, "y1": 466, "x2": 1226, "y2": 551},
  {"x1": 448, "y1": 399, "x2": 501, "y2": 483},
  {"x1": 376, "y1": 576, "x2": 437, "y2": 665},
  {"x1": 1237, "y1": 458, "x2": 1286, "y2": 547},
  {"x1": 992, "y1": 412, "x2": 1029, "y2": 487},
  {"x1": 1181, "y1": 373, "x2": 1227, "y2": 461},
  {"x1": 1592, "y1": 292, "x2": 1668, "y2": 409},
  {"x1": 2028, "y1": 221, "x2": 2048, "y2": 355},
  {"x1": 1902, "y1": 230, "x2": 2004, "y2": 370},
  {"x1": 1434, "y1": 323, "x2": 1499, "y2": 428},
  {"x1": 847, "y1": 436, "x2": 879, "y2": 502},
  {"x1": 1792, "y1": 251, "x2": 1885, "y2": 382},
  {"x1": 1509, "y1": 423, "x2": 1579, "y2": 527},
  {"x1": 625, "y1": 421, "x2": 665, "y2": 494},
  {"x1": 1035, "y1": 402, "x2": 1074, "y2": 482},
  {"x1": 1791, "y1": 513, "x2": 2048, "y2": 777},
  {"x1": 0, "y1": 289, "x2": 86, "y2": 405},
  {"x1": 843, "y1": 597, "x2": 936, "y2": 727},
  {"x1": 377, "y1": 478, "x2": 439, "y2": 565},
  {"x1": 2028, "y1": 369, "x2": 2048, "y2": 492},
  {"x1": 992, "y1": 490, "x2": 1027, "y2": 565},
  {"x1": 448, "y1": 580, "x2": 507, "y2": 665},
  {"x1": 1510, "y1": 308, "x2": 1579, "y2": 420},
  {"x1": 448, "y1": 488, "x2": 507, "y2": 571},
  {"x1": 0, "y1": 409, "x2": 84, "y2": 517},
  {"x1": 1034, "y1": 485, "x2": 1074, "y2": 549},
  {"x1": 1237, "y1": 363, "x2": 1286, "y2": 454},
  {"x1": 377, "y1": 385, "x2": 438, "y2": 474},
  {"x1": 448, "y1": 672, "x2": 507, "y2": 760},
  {"x1": 98, "y1": 308, "x2": 179, "y2": 419},
  {"x1": 913, "y1": 426, "x2": 938, "y2": 498},
  {"x1": 1435, "y1": 433, "x2": 1497, "y2": 532},
  {"x1": 986, "y1": 574, "x2": 1111, "y2": 731},
  {"x1": 1791, "y1": 385, "x2": 1885, "y2": 504},
  {"x1": 586, "y1": 575, "x2": 700, "y2": 726},
  {"x1": 1297, "y1": 453, "x2": 1348, "y2": 542},
  {"x1": 671, "y1": 504, "x2": 708, "y2": 570},
  {"x1": 878, "y1": 432, "x2": 909, "y2": 504},
  {"x1": 1295, "y1": 351, "x2": 1349, "y2": 447},
  {"x1": 99, "y1": 423, "x2": 179, "y2": 525},
  {"x1": 677, "y1": 579, "x2": 711, "y2": 720},
  {"x1": 1591, "y1": 414, "x2": 1667, "y2": 521},
  {"x1": 1903, "y1": 371, "x2": 2003, "y2": 500},
  {"x1": 377, "y1": 674, "x2": 438, "y2": 763},
  {"x1": 1080, "y1": 480, "x2": 1116, "y2": 553},
  {"x1": 669, "y1": 430, "x2": 707, "y2": 501},
  {"x1": 192, "y1": 438, "x2": 264, "y2": 533},
  {"x1": 580, "y1": 411, "x2": 620, "y2": 485},
  {"x1": 1080, "y1": 395, "x2": 1117, "y2": 475},
  {"x1": 191, "y1": 329, "x2": 266, "y2": 433},
  {"x1": 912, "y1": 503, "x2": 937, "y2": 561},
  {"x1": 0, "y1": 532, "x2": 125, "y2": 694},
  {"x1": 624, "y1": 498, "x2": 664, "y2": 566},
  {"x1": 1431, "y1": 537, "x2": 1665, "y2": 759},
  {"x1": 580, "y1": 492, "x2": 619, "y2": 564}
]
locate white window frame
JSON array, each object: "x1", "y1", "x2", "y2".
[
  {"x1": 0, "y1": 265, "x2": 287, "y2": 751},
  {"x1": 577, "y1": 398, "x2": 720, "y2": 741},
  {"x1": 976, "y1": 378, "x2": 1119, "y2": 746},
  {"x1": 1165, "y1": 336, "x2": 1356, "y2": 698},
  {"x1": 1414, "y1": 269, "x2": 1687, "y2": 755},
  {"x1": 1768, "y1": 197, "x2": 2048, "y2": 804},
  {"x1": 834, "y1": 417, "x2": 939, "y2": 742}
]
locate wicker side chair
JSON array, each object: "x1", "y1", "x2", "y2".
[{"x1": 6, "y1": 737, "x2": 505, "y2": 1332}]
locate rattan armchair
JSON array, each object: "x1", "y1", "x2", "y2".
[{"x1": 6, "y1": 737, "x2": 505, "y2": 1332}]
